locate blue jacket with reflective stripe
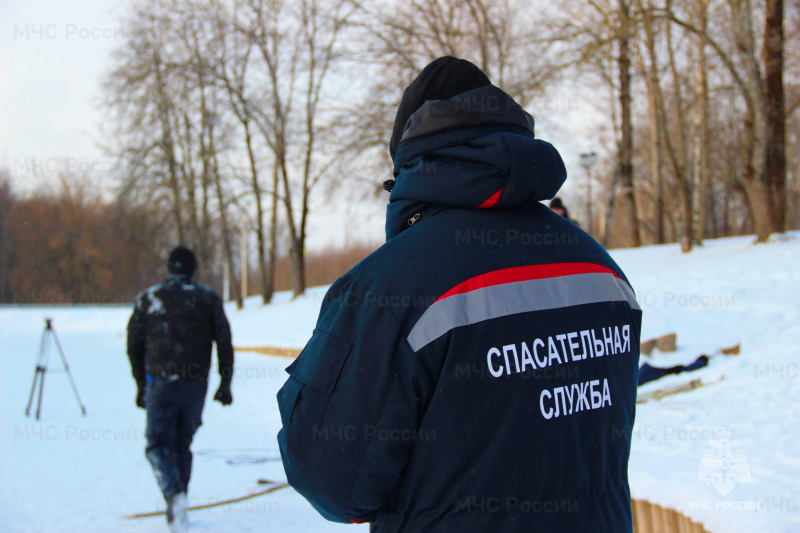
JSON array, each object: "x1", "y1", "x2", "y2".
[{"x1": 277, "y1": 85, "x2": 642, "y2": 533}]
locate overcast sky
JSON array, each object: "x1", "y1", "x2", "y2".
[
  {"x1": 1, "y1": 1, "x2": 127, "y2": 190},
  {"x1": 1, "y1": 1, "x2": 608, "y2": 249}
]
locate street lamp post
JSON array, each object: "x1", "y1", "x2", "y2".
[{"x1": 580, "y1": 152, "x2": 597, "y2": 235}]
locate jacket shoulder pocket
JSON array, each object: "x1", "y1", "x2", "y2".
[{"x1": 289, "y1": 329, "x2": 352, "y2": 395}]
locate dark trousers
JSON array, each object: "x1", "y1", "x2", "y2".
[{"x1": 145, "y1": 378, "x2": 208, "y2": 501}]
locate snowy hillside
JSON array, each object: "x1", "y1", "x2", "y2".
[
  {"x1": 612, "y1": 234, "x2": 800, "y2": 533},
  {"x1": 1, "y1": 233, "x2": 799, "y2": 532}
]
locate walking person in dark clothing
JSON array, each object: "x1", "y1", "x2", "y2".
[
  {"x1": 277, "y1": 57, "x2": 641, "y2": 532},
  {"x1": 127, "y1": 246, "x2": 234, "y2": 532}
]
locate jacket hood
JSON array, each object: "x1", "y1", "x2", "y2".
[{"x1": 386, "y1": 85, "x2": 566, "y2": 240}]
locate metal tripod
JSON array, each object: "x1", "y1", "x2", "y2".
[{"x1": 25, "y1": 318, "x2": 87, "y2": 420}]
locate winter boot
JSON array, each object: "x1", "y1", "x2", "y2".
[{"x1": 167, "y1": 492, "x2": 190, "y2": 532}]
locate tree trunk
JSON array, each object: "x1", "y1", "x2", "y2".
[
  {"x1": 154, "y1": 54, "x2": 185, "y2": 244},
  {"x1": 691, "y1": 0, "x2": 710, "y2": 245},
  {"x1": 764, "y1": 0, "x2": 786, "y2": 232},
  {"x1": 731, "y1": 0, "x2": 777, "y2": 242},
  {"x1": 278, "y1": 148, "x2": 306, "y2": 298},
  {"x1": 649, "y1": 97, "x2": 665, "y2": 245},
  {"x1": 265, "y1": 159, "x2": 280, "y2": 304},
  {"x1": 639, "y1": 0, "x2": 665, "y2": 244},
  {"x1": 242, "y1": 118, "x2": 272, "y2": 305},
  {"x1": 741, "y1": 172, "x2": 776, "y2": 242},
  {"x1": 212, "y1": 152, "x2": 243, "y2": 309},
  {"x1": 617, "y1": 0, "x2": 640, "y2": 247},
  {"x1": 664, "y1": 0, "x2": 694, "y2": 253},
  {"x1": 602, "y1": 169, "x2": 622, "y2": 248},
  {"x1": 196, "y1": 77, "x2": 216, "y2": 285}
]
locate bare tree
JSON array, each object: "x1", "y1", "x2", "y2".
[
  {"x1": 636, "y1": 0, "x2": 698, "y2": 251},
  {"x1": 103, "y1": 2, "x2": 187, "y2": 243},
  {"x1": 667, "y1": 0, "x2": 785, "y2": 242},
  {"x1": 353, "y1": 0, "x2": 540, "y2": 94},
  {"x1": 208, "y1": 0, "x2": 277, "y2": 304},
  {"x1": 233, "y1": 0, "x2": 352, "y2": 297},
  {"x1": 105, "y1": 0, "x2": 249, "y2": 297},
  {"x1": 544, "y1": 0, "x2": 643, "y2": 247}
]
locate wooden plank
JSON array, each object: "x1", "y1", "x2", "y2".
[
  {"x1": 721, "y1": 343, "x2": 741, "y2": 355},
  {"x1": 123, "y1": 483, "x2": 291, "y2": 519},
  {"x1": 235, "y1": 346, "x2": 302, "y2": 358},
  {"x1": 655, "y1": 333, "x2": 678, "y2": 352},
  {"x1": 664, "y1": 503, "x2": 681, "y2": 532},
  {"x1": 632, "y1": 499, "x2": 710, "y2": 533},
  {"x1": 633, "y1": 499, "x2": 648, "y2": 533},
  {"x1": 653, "y1": 503, "x2": 667, "y2": 533},
  {"x1": 641, "y1": 338, "x2": 657, "y2": 355}
]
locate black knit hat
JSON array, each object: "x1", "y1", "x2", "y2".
[
  {"x1": 389, "y1": 56, "x2": 492, "y2": 160},
  {"x1": 167, "y1": 246, "x2": 197, "y2": 276}
]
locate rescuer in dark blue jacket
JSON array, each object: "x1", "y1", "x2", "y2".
[{"x1": 277, "y1": 57, "x2": 641, "y2": 533}]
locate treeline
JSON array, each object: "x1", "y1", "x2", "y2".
[
  {"x1": 0, "y1": 172, "x2": 377, "y2": 304},
  {"x1": 0, "y1": 174, "x2": 166, "y2": 304},
  {"x1": 273, "y1": 243, "x2": 379, "y2": 295}
]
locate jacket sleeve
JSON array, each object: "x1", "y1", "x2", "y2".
[
  {"x1": 211, "y1": 293, "x2": 234, "y2": 380},
  {"x1": 127, "y1": 293, "x2": 148, "y2": 383},
  {"x1": 276, "y1": 278, "x2": 437, "y2": 524}
]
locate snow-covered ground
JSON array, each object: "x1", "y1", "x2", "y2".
[
  {"x1": 0, "y1": 293, "x2": 356, "y2": 533},
  {"x1": 1, "y1": 233, "x2": 799, "y2": 532}
]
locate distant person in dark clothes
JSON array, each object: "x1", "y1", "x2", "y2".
[
  {"x1": 277, "y1": 57, "x2": 641, "y2": 532},
  {"x1": 127, "y1": 246, "x2": 234, "y2": 533},
  {"x1": 550, "y1": 196, "x2": 570, "y2": 218}
]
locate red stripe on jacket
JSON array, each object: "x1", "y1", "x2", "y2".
[
  {"x1": 477, "y1": 188, "x2": 504, "y2": 208},
  {"x1": 435, "y1": 263, "x2": 621, "y2": 303}
]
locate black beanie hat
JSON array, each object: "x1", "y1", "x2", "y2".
[
  {"x1": 389, "y1": 56, "x2": 492, "y2": 160},
  {"x1": 167, "y1": 246, "x2": 197, "y2": 276}
]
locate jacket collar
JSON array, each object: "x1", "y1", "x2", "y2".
[{"x1": 398, "y1": 85, "x2": 535, "y2": 145}]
